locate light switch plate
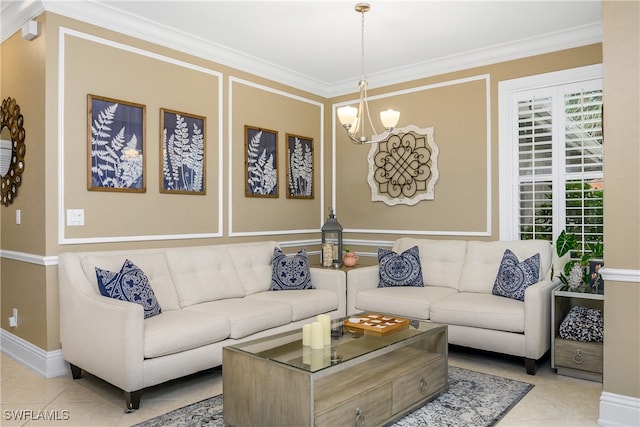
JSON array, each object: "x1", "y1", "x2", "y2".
[{"x1": 67, "y1": 209, "x2": 85, "y2": 226}]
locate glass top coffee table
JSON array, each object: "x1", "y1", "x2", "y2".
[{"x1": 223, "y1": 314, "x2": 448, "y2": 427}]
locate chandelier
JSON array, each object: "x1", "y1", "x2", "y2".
[{"x1": 337, "y1": 3, "x2": 400, "y2": 145}]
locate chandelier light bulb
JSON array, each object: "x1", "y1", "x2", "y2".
[
  {"x1": 380, "y1": 110, "x2": 400, "y2": 130},
  {"x1": 337, "y1": 106, "x2": 358, "y2": 127}
]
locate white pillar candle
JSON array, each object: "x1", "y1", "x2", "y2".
[
  {"x1": 310, "y1": 347, "x2": 324, "y2": 371},
  {"x1": 302, "y1": 323, "x2": 311, "y2": 346},
  {"x1": 310, "y1": 321, "x2": 324, "y2": 349},
  {"x1": 317, "y1": 314, "x2": 331, "y2": 346},
  {"x1": 302, "y1": 346, "x2": 310, "y2": 366}
]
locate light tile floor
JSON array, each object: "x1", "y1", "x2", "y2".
[{"x1": 1, "y1": 348, "x2": 602, "y2": 426}]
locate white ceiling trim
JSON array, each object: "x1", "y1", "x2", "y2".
[
  {"x1": 3, "y1": 1, "x2": 602, "y2": 98},
  {"x1": 0, "y1": 0, "x2": 45, "y2": 42}
]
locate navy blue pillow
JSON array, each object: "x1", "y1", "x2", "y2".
[
  {"x1": 492, "y1": 249, "x2": 540, "y2": 301},
  {"x1": 378, "y1": 246, "x2": 424, "y2": 288},
  {"x1": 271, "y1": 248, "x2": 314, "y2": 290},
  {"x1": 96, "y1": 259, "x2": 162, "y2": 318}
]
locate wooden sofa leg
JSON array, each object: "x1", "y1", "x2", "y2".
[
  {"x1": 525, "y1": 358, "x2": 537, "y2": 375},
  {"x1": 125, "y1": 390, "x2": 142, "y2": 412},
  {"x1": 69, "y1": 363, "x2": 82, "y2": 379}
]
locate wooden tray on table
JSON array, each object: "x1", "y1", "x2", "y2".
[{"x1": 343, "y1": 313, "x2": 409, "y2": 336}]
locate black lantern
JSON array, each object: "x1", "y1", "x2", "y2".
[{"x1": 321, "y1": 207, "x2": 343, "y2": 267}]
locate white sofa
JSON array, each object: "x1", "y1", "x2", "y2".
[
  {"x1": 347, "y1": 238, "x2": 560, "y2": 375},
  {"x1": 58, "y1": 241, "x2": 346, "y2": 410}
]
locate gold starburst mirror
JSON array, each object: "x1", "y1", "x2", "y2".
[{"x1": 0, "y1": 97, "x2": 26, "y2": 206}]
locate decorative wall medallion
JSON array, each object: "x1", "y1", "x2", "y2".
[{"x1": 367, "y1": 125, "x2": 439, "y2": 206}]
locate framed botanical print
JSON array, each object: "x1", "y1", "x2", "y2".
[
  {"x1": 286, "y1": 133, "x2": 313, "y2": 199},
  {"x1": 88, "y1": 94, "x2": 146, "y2": 192},
  {"x1": 245, "y1": 125, "x2": 278, "y2": 197},
  {"x1": 160, "y1": 108, "x2": 206, "y2": 194}
]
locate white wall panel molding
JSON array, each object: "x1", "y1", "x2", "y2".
[
  {"x1": 57, "y1": 27, "x2": 224, "y2": 245},
  {"x1": 227, "y1": 77, "x2": 325, "y2": 238},
  {"x1": 333, "y1": 74, "x2": 492, "y2": 238}
]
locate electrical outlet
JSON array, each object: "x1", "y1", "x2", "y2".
[{"x1": 16, "y1": 209, "x2": 21, "y2": 225}]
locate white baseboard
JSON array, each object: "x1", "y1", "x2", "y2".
[
  {"x1": 0, "y1": 329, "x2": 69, "y2": 378},
  {"x1": 599, "y1": 392, "x2": 640, "y2": 426}
]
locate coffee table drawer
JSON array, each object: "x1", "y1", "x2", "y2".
[
  {"x1": 315, "y1": 383, "x2": 392, "y2": 427},
  {"x1": 392, "y1": 357, "x2": 447, "y2": 413}
]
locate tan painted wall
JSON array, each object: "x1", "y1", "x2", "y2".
[
  {"x1": 602, "y1": 1, "x2": 640, "y2": 399},
  {"x1": 333, "y1": 45, "x2": 603, "y2": 251},
  {"x1": 1, "y1": 16, "x2": 48, "y2": 347}
]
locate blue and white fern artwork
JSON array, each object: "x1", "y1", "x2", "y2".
[
  {"x1": 286, "y1": 134, "x2": 313, "y2": 199},
  {"x1": 161, "y1": 110, "x2": 206, "y2": 194},
  {"x1": 89, "y1": 96, "x2": 145, "y2": 192},
  {"x1": 246, "y1": 126, "x2": 278, "y2": 197}
]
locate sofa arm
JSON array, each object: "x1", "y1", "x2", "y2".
[
  {"x1": 523, "y1": 278, "x2": 560, "y2": 360},
  {"x1": 346, "y1": 266, "x2": 379, "y2": 315},
  {"x1": 310, "y1": 267, "x2": 347, "y2": 318},
  {"x1": 58, "y1": 253, "x2": 145, "y2": 392}
]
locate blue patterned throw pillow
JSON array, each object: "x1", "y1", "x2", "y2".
[
  {"x1": 95, "y1": 259, "x2": 162, "y2": 318},
  {"x1": 492, "y1": 249, "x2": 540, "y2": 301},
  {"x1": 378, "y1": 246, "x2": 424, "y2": 288},
  {"x1": 271, "y1": 248, "x2": 314, "y2": 291}
]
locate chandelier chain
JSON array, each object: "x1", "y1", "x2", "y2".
[{"x1": 360, "y1": 8, "x2": 366, "y2": 80}]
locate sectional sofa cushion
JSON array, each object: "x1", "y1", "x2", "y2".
[
  {"x1": 95, "y1": 259, "x2": 162, "y2": 319},
  {"x1": 492, "y1": 249, "x2": 540, "y2": 301},
  {"x1": 81, "y1": 252, "x2": 181, "y2": 310},
  {"x1": 184, "y1": 298, "x2": 291, "y2": 339},
  {"x1": 459, "y1": 240, "x2": 552, "y2": 294},
  {"x1": 227, "y1": 241, "x2": 277, "y2": 295},
  {"x1": 378, "y1": 246, "x2": 424, "y2": 288},
  {"x1": 271, "y1": 248, "x2": 314, "y2": 290},
  {"x1": 356, "y1": 286, "x2": 458, "y2": 319},
  {"x1": 392, "y1": 238, "x2": 467, "y2": 289},
  {"x1": 165, "y1": 246, "x2": 245, "y2": 307},
  {"x1": 143, "y1": 310, "x2": 230, "y2": 358},
  {"x1": 247, "y1": 289, "x2": 338, "y2": 321},
  {"x1": 430, "y1": 293, "x2": 525, "y2": 333}
]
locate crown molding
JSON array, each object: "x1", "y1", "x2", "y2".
[
  {"x1": 0, "y1": 0, "x2": 44, "y2": 43},
  {"x1": 2, "y1": 1, "x2": 601, "y2": 98}
]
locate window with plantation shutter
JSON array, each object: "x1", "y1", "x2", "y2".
[{"x1": 499, "y1": 65, "x2": 604, "y2": 258}]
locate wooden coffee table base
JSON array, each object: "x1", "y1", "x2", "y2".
[{"x1": 223, "y1": 322, "x2": 448, "y2": 426}]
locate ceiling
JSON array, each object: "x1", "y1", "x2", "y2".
[{"x1": 3, "y1": 1, "x2": 602, "y2": 97}]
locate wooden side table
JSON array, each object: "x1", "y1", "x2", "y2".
[{"x1": 551, "y1": 286, "x2": 604, "y2": 382}]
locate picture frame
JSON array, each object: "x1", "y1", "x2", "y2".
[
  {"x1": 286, "y1": 133, "x2": 314, "y2": 199},
  {"x1": 88, "y1": 94, "x2": 146, "y2": 192},
  {"x1": 245, "y1": 125, "x2": 278, "y2": 198},
  {"x1": 589, "y1": 260, "x2": 604, "y2": 293},
  {"x1": 160, "y1": 108, "x2": 206, "y2": 194}
]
